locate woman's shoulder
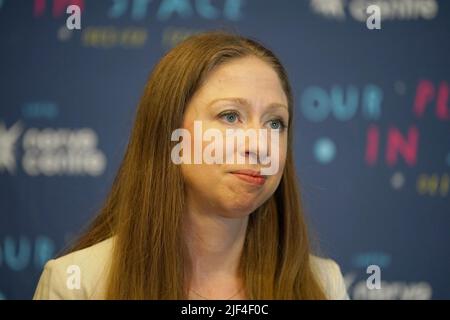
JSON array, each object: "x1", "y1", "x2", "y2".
[
  {"x1": 33, "y1": 237, "x2": 115, "y2": 300},
  {"x1": 33, "y1": 238, "x2": 350, "y2": 300},
  {"x1": 309, "y1": 255, "x2": 350, "y2": 300}
]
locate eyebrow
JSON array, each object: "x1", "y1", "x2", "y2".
[{"x1": 207, "y1": 97, "x2": 288, "y2": 111}]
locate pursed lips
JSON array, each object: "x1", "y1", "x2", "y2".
[{"x1": 229, "y1": 169, "x2": 266, "y2": 186}]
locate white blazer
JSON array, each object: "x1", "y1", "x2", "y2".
[{"x1": 33, "y1": 237, "x2": 349, "y2": 300}]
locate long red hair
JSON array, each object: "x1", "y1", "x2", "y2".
[{"x1": 67, "y1": 31, "x2": 327, "y2": 299}]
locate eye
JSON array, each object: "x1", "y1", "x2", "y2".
[
  {"x1": 219, "y1": 111, "x2": 239, "y2": 124},
  {"x1": 267, "y1": 118, "x2": 286, "y2": 130}
]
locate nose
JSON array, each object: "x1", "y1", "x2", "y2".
[{"x1": 237, "y1": 120, "x2": 270, "y2": 165}]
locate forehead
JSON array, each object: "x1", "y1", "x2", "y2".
[{"x1": 193, "y1": 56, "x2": 288, "y2": 107}]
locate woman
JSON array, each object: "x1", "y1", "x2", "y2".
[{"x1": 33, "y1": 31, "x2": 349, "y2": 300}]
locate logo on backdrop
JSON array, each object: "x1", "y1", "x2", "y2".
[
  {"x1": 310, "y1": 0, "x2": 438, "y2": 22},
  {"x1": 0, "y1": 120, "x2": 106, "y2": 176},
  {"x1": 0, "y1": 121, "x2": 22, "y2": 174},
  {"x1": 0, "y1": 0, "x2": 246, "y2": 48},
  {"x1": 344, "y1": 252, "x2": 433, "y2": 299}
]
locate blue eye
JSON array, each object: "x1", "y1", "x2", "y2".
[
  {"x1": 268, "y1": 119, "x2": 286, "y2": 130},
  {"x1": 220, "y1": 112, "x2": 239, "y2": 124}
]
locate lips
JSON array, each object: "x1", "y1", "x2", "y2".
[{"x1": 230, "y1": 169, "x2": 266, "y2": 186}]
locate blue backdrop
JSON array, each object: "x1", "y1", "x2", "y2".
[{"x1": 1, "y1": 0, "x2": 449, "y2": 300}]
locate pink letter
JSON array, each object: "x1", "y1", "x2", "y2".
[
  {"x1": 386, "y1": 126, "x2": 419, "y2": 167},
  {"x1": 436, "y1": 82, "x2": 450, "y2": 120},
  {"x1": 365, "y1": 125, "x2": 379, "y2": 166},
  {"x1": 413, "y1": 80, "x2": 435, "y2": 118}
]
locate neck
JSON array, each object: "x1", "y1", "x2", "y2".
[{"x1": 183, "y1": 205, "x2": 248, "y2": 292}]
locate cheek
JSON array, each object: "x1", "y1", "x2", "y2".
[
  {"x1": 279, "y1": 145, "x2": 287, "y2": 173},
  {"x1": 267, "y1": 135, "x2": 288, "y2": 176},
  {"x1": 181, "y1": 163, "x2": 218, "y2": 190},
  {"x1": 179, "y1": 120, "x2": 226, "y2": 194},
  {"x1": 262, "y1": 138, "x2": 287, "y2": 194}
]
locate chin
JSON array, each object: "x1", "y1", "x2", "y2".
[{"x1": 218, "y1": 198, "x2": 262, "y2": 218}]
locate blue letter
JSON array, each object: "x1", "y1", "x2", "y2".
[
  {"x1": 301, "y1": 87, "x2": 330, "y2": 122},
  {"x1": 157, "y1": 0, "x2": 193, "y2": 20}
]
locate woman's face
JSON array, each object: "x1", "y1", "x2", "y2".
[{"x1": 180, "y1": 56, "x2": 289, "y2": 218}]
